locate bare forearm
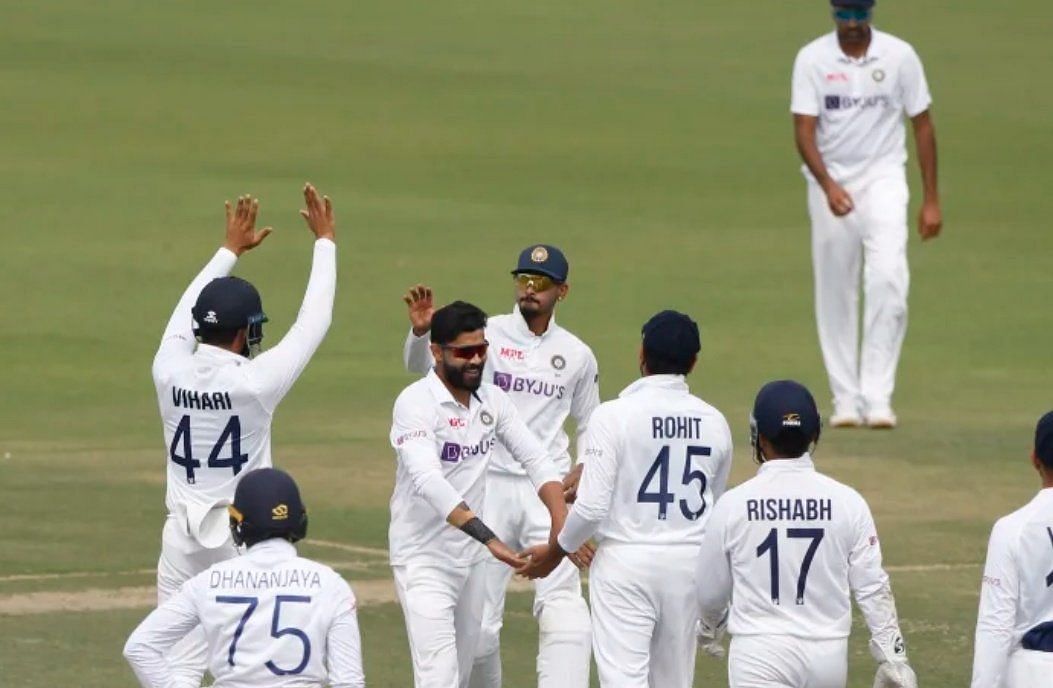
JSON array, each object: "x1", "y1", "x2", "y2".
[
  {"x1": 537, "y1": 481, "x2": 568, "y2": 535},
  {"x1": 913, "y1": 114, "x2": 939, "y2": 200},
  {"x1": 794, "y1": 116, "x2": 833, "y2": 188}
]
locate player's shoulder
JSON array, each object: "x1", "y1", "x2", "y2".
[
  {"x1": 990, "y1": 497, "x2": 1041, "y2": 541},
  {"x1": 549, "y1": 322, "x2": 596, "y2": 358},
  {"x1": 796, "y1": 31, "x2": 836, "y2": 61},
  {"x1": 392, "y1": 377, "x2": 438, "y2": 418},
  {"x1": 873, "y1": 28, "x2": 918, "y2": 57}
]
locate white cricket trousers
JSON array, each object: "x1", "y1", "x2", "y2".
[
  {"x1": 589, "y1": 543, "x2": 701, "y2": 688},
  {"x1": 469, "y1": 473, "x2": 591, "y2": 688},
  {"x1": 1006, "y1": 649, "x2": 1053, "y2": 687},
  {"x1": 728, "y1": 634, "x2": 848, "y2": 687},
  {"x1": 156, "y1": 515, "x2": 239, "y2": 688},
  {"x1": 393, "y1": 559, "x2": 487, "y2": 688},
  {"x1": 808, "y1": 173, "x2": 910, "y2": 415}
]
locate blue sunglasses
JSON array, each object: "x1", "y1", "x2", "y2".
[{"x1": 833, "y1": 7, "x2": 872, "y2": 22}]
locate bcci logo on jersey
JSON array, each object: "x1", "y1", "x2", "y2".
[
  {"x1": 493, "y1": 372, "x2": 566, "y2": 399},
  {"x1": 440, "y1": 439, "x2": 495, "y2": 463}
]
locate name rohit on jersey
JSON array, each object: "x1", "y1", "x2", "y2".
[
  {"x1": 652, "y1": 416, "x2": 703, "y2": 439},
  {"x1": 209, "y1": 567, "x2": 322, "y2": 590},
  {"x1": 746, "y1": 498, "x2": 833, "y2": 522},
  {"x1": 172, "y1": 387, "x2": 233, "y2": 411}
]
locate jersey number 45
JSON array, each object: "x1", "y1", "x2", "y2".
[
  {"x1": 636, "y1": 445, "x2": 710, "y2": 521},
  {"x1": 169, "y1": 415, "x2": 249, "y2": 484}
]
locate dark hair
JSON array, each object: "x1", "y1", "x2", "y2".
[
  {"x1": 765, "y1": 431, "x2": 813, "y2": 459},
  {"x1": 431, "y1": 301, "x2": 487, "y2": 345},
  {"x1": 642, "y1": 348, "x2": 694, "y2": 376},
  {"x1": 199, "y1": 328, "x2": 241, "y2": 347}
]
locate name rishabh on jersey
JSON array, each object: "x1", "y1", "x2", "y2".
[
  {"x1": 124, "y1": 540, "x2": 365, "y2": 688},
  {"x1": 388, "y1": 370, "x2": 561, "y2": 567},
  {"x1": 559, "y1": 375, "x2": 734, "y2": 551},
  {"x1": 404, "y1": 306, "x2": 600, "y2": 477},
  {"x1": 791, "y1": 29, "x2": 932, "y2": 185},
  {"x1": 697, "y1": 455, "x2": 902, "y2": 646},
  {"x1": 153, "y1": 240, "x2": 335, "y2": 545}
]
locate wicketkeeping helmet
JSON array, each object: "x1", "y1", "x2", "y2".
[
  {"x1": 191, "y1": 276, "x2": 268, "y2": 357},
  {"x1": 228, "y1": 468, "x2": 308, "y2": 548}
]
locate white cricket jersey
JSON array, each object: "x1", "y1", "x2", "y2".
[
  {"x1": 124, "y1": 539, "x2": 364, "y2": 688},
  {"x1": 791, "y1": 29, "x2": 932, "y2": 185},
  {"x1": 388, "y1": 370, "x2": 562, "y2": 567},
  {"x1": 153, "y1": 240, "x2": 335, "y2": 547},
  {"x1": 697, "y1": 456, "x2": 903, "y2": 647},
  {"x1": 404, "y1": 306, "x2": 600, "y2": 477},
  {"x1": 972, "y1": 488, "x2": 1053, "y2": 687},
  {"x1": 556, "y1": 375, "x2": 734, "y2": 553}
]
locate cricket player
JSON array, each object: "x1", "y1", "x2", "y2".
[
  {"x1": 151, "y1": 184, "x2": 336, "y2": 688},
  {"x1": 521, "y1": 310, "x2": 734, "y2": 688},
  {"x1": 401, "y1": 244, "x2": 598, "y2": 688},
  {"x1": 792, "y1": 0, "x2": 942, "y2": 428},
  {"x1": 389, "y1": 300, "x2": 573, "y2": 688},
  {"x1": 971, "y1": 411, "x2": 1053, "y2": 687},
  {"x1": 125, "y1": 468, "x2": 365, "y2": 688},
  {"x1": 696, "y1": 380, "x2": 916, "y2": 688}
]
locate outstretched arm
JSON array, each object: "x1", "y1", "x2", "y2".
[
  {"x1": 152, "y1": 196, "x2": 271, "y2": 377},
  {"x1": 249, "y1": 183, "x2": 337, "y2": 411}
]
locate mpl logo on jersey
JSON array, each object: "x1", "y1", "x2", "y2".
[
  {"x1": 440, "y1": 438, "x2": 495, "y2": 463},
  {"x1": 493, "y1": 372, "x2": 566, "y2": 399},
  {"x1": 499, "y1": 346, "x2": 526, "y2": 361}
]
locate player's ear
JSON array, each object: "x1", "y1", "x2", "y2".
[
  {"x1": 430, "y1": 342, "x2": 443, "y2": 367},
  {"x1": 1032, "y1": 450, "x2": 1042, "y2": 473},
  {"x1": 557, "y1": 283, "x2": 569, "y2": 301},
  {"x1": 685, "y1": 355, "x2": 698, "y2": 375}
]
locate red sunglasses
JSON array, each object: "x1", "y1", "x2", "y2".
[{"x1": 442, "y1": 341, "x2": 489, "y2": 360}]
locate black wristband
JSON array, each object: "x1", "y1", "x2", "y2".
[{"x1": 460, "y1": 517, "x2": 497, "y2": 544}]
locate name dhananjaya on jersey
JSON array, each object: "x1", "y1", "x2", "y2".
[
  {"x1": 172, "y1": 386, "x2": 234, "y2": 411},
  {"x1": 651, "y1": 416, "x2": 703, "y2": 439},
  {"x1": 746, "y1": 498, "x2": 833, "y2": 522},
  {"x1": 209, "y1": 568, "x2": 322, "y2": 591}
]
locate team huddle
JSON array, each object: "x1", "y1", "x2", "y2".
[{"x1": 119, "y1": 2, "x2": 1053, "y2": 687}]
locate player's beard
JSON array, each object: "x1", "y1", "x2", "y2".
[
  {"x1": 445, "y1": 362, "x2": 484, "y2": 392},
  {"x1": 517, "y1": 295, "x2": 543, "y2": 315}
]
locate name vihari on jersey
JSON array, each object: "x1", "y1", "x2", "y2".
[
  {"x1": 746, "y1": 498, "x2": 833, "y2": 522},
  {"x1": 209, "y1": 568, "x2": 322, "y2": 591},
  {"x1": 172, "y1": 386, "x2": 233, "y2": 411}
]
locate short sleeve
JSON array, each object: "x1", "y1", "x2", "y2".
[
  {"x1": 791, "y1": 49, "x2": 821, "y2": 116},
  {"x1": 899, "y1": 46, "x2": 932, "y2": 117}
]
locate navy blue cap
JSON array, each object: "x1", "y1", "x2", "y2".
[
  {"x1": 1035, "y1": 411, "x2": 1053, "y2": 467},
  {"x1": 641, "y1": 310, "x2": 701, "y2": 366},
  {"x1": 511, "y1": 244, "x2": 569, "y2": 283},
  {"x1": 192, "y1": 276, "x2": 267, "y2": 332},
  {"x1": 230, "y1": 468, "x2": 308, "y2": 545},
  {"x1": 752, "y1": 380, "x2": 821, "y2": 442},
  {"x1": 831, "y1": 0, "x2": 875, "y2": 8}
]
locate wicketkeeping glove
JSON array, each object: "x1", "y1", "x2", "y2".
[
  {"x1": 870, "y1": 636, "x2": 917, "y2": 688},
  {"x1": 696, "y1": 613, "x2": 728, "y2": 659}
]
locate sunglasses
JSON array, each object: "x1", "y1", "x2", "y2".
[
  {"x1": 514, "y1": 273, "x2": 558, "y2": 292},
  {"x1": 832, "y1": 7, "x2": 871, "y2": 22},
  {"x1": 442, "y1": 341, "x2": 489, "y2": 360}
]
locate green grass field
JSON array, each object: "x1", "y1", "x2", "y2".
[{"x1": 1, "y1": 1, "x2": 1051, "y2": 685}]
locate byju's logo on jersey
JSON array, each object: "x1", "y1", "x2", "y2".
[
  {"x1": 824, "y1": 94, "x2": 893, "y2": 111},
  {"x1": 493, "y1": 372, "x2": 566, "y2": 399},
  {"x1": 440, "y1": 438, "x2": 495, "y2": 463}
]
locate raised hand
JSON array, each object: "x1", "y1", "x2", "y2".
[
  {"x1": 223, "y1": 195, "x2": 272, "y2": 256},
  {"x1": 403, "y1": 285, "x2": 435, "y2": 337},
  {"x1": 517, "y1": 543, "x2": 565, "y2": 580},
  {"x1": 300, "y1": 182, "x2": 335, "y2": 241}
]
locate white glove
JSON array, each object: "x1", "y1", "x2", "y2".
[
  {"x1": 870, "y1": 636, "x2": 916, "y2": 688},
  {"x1": 696, "y1": 615, "x2": 727, "y2": 659},
  {"x1": 873, "y1": 661, "x2": 917, "y2": 688}
]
